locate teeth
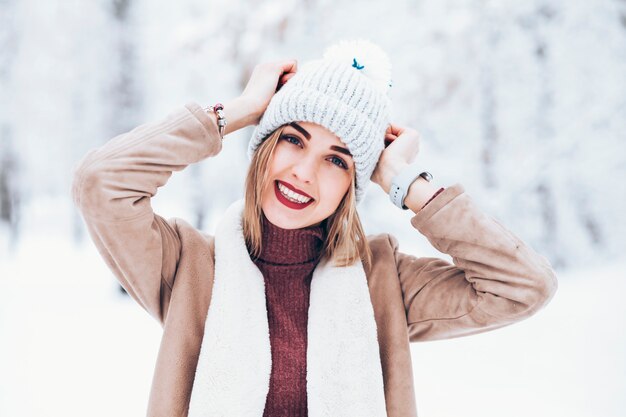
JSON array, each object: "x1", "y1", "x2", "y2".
[{"x1": 278, "y1": 182, "x2": 311, "y2": 204}]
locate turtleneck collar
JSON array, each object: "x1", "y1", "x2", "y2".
[{"x1": 254, "y1": 212, "x2": 326, "y2": 265}]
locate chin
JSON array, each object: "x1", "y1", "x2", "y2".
[
  {"x1": 261, "y1": 202, "x2": 320, "y2": 230},
  {"x1": 264, "y1": 209, "x2": 308, "y2": 229}
]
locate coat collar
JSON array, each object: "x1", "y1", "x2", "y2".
[{"x1": 187, "y1": 199, "x2": 387, "y2": 416}]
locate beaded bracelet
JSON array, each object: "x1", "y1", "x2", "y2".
[{"x1": 204, "y1": 103, "x2": 227, "y2": 140}]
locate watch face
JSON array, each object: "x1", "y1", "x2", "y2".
[{"x1": 420, "y1": 171, "x2": 433, "y2": 182}]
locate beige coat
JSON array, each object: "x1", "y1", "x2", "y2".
[{"x1": 71, "y1": 101, "x2": 558, "y2": 417}]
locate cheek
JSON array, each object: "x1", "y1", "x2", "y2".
[
  {"x1": 267, "y1": 146, "x2": 294, "y2": 174},
  {"x1": 261, "y1": 150, "x2": 288, "y2": 199},
  {"x1": 319, "y1": 170, "x2": 351, "y2": 204}
]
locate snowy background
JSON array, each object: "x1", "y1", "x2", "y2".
[{"x1": 1, "y1": 0, "x2": 625, "y2": 416}]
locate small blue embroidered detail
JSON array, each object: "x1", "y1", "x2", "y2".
[{"x1": 352, "y1": 58, "x2": 365, "y2": 70}]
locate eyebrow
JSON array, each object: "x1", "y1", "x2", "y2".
[{"x1": 288, "y1": 122, "x2": 353, "y2": 157}]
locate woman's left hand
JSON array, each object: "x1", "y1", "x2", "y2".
[{"x1": 371, "y1": 123, "x2": 421, "y2": 194}]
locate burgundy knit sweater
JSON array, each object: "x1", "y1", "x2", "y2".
[
  {"x1": 253, "y1": 187, "x2": 445, "y2": 416},
  {"x1": 252, "y1": 212, "x2": 325, "y2": 417}
]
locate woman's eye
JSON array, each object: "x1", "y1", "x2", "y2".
[
  {"x1": 282, "y1": 135, "x2": 302, "y2": 147},
  {"x1": 329, "y1": 156, "x2": 348, "y2": 169},
  {"x1": 282, "y1": 135, "x2": 347, "y2": 170}
]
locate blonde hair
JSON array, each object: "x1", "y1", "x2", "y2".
[{"x1": 242, "y1": 125, "x2": 373, "y2": 270}]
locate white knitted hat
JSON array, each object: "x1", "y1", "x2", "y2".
[{"x1": 247, "y1": 38, "x2": 393, "y2": 204}]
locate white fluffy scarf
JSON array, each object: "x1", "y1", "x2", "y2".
[{"x1": 187, "y1": 199, "x2": 387, "y2": 416}]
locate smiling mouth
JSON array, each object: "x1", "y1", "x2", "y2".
[{"x1": 274, "y1": 180, "x2": 315, "y2": 209}]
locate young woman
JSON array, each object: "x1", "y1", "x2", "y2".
[{"x1": 71, "y1": 40, "x2": 558, "y2": 417}]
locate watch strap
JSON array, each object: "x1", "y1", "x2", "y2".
[{"x1": 389, "y1": 163, "x2": 433, "y2": 210}]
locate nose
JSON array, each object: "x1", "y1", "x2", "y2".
[{"x1": 290, "y1": 153, "x2": 317, "y2": 185}]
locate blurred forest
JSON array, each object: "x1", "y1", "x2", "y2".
[{"x1": 1, "y1": 0, "x2": 625, "y2": 270}]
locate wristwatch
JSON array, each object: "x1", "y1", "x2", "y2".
[{"x1": 389, "y1": 163, "x2": 433, "y2": 210}]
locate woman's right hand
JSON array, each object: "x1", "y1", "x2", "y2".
[{"x1": 240, "y1": 60, "x2": 298, "y2": 124}]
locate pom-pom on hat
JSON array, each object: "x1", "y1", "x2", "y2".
[{"x1": 247, "y1": 38, "x2": 393, "y2": 204}]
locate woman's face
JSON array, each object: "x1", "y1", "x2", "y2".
[{"x1": 261, "y1": 121, "x2": 355, "y2": 230}]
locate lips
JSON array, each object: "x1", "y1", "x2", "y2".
[
  {"x1": 274, "y1": 180, "x2": 315, "y2": 210},
  {"x1": 277, "y1": 180, "x2": 314, "y2": 200}
]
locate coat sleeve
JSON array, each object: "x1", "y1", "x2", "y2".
[
  {"x1": 70, "y1": 102, "x2": 223, "y2": 324},
  {"x1": 392, "y1": 183, "x2": 558, "y2": 342}
]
